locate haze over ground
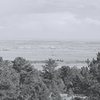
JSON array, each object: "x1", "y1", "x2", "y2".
[{"x1": 0, "y1": 0, "x2": 100, "y2": 41}]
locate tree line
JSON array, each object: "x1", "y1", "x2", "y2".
[{"x1": 0, "y1": 53, "x2": 100, "y2": 100}]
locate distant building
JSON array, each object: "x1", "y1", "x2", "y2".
[
  {"x1": 60, "y1": 94, "x2": 72, "y2": 100},
  {"x1": 49, "y1": 92, "x2": 62, "y2": 100},
  {"x1": 49, "y1": 92, "x2": 87, "y2": 100},
  {"x1": 60, "y1": 94, "x2": 87, "y2": 100}
]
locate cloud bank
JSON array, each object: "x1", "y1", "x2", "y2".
[{"x1": 0, "y1": 0, "x2": 100, "y2": 40}]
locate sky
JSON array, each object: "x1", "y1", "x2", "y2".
[{"x1": 0, "y1": 0, "x2": 100, "y2": 41}]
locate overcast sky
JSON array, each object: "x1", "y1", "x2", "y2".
[{"x1": 0, "y1": 0, "x2": 100, "y2": 41}]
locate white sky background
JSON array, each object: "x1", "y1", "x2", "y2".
[{"x1": 0, "y1": 0, "x2": 100, "y2": 41}]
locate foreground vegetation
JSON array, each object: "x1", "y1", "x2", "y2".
[{"x1": 0, "y1": 53, "x2": 100, "y2": 100}]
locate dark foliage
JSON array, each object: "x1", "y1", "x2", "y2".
[
  {"x1": 0, "y1": 57, "x2": 50, "y2": 100},
  {"x1": 0, "y1": 53, "x2": 100, "y2": 100}
]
